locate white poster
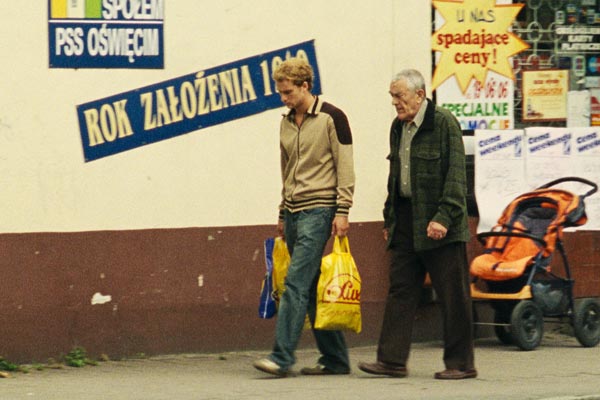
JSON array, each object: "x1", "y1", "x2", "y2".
[
  {"x1": 475, "y1": 128, "x2": 600, "y2": 232},
  {"x1": 524, "y1": 127, "x2": 599, "y2": 231},
  {"x1": 437, "y1": 75, "x2": 515, "y2": 131},
  {"x1": 524, "y1": 127, "x2": 574, "y2": 189},
  {"x1": 567, "y1": 90, "x2": 591, "y2": 128},
  {"x1": 474, "y1": 129, "x2": 527, "y2": 232},
  {"x1": 572, "y1": 127, "x2": 600, "y2": 230}
]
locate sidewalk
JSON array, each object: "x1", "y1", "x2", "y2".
[{"x1": 1, "y1": 331, "x2": 599, "y2": 400}]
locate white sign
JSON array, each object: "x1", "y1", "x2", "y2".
[
  {"x1": 474, "y1": 128, "x2": 600, "y2": 231},
  {"x1": 475, "y1": 129, "x2": 526, "y2": 232}
]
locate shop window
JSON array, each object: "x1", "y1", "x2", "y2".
[{"x1": 512, "y1": 0, "x2": 600, "y2": 128}]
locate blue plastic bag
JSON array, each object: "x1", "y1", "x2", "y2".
[{"x1": 258, "y1": 238, "x2": 277, "y2": 319}]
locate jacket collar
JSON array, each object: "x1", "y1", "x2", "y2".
[
  {"x1": 420, "y1": 99, "x2": 436, "y2": 132},
  {"x1": 285, "y1": 96, "x2": 321, "y2": 120},
  {"x1": 393, "y1": 99, "x2": 435, "y2": 132}
]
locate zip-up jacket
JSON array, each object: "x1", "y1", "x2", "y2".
[{"x1": 279, "y1": 97, "x2": 355, "y2": 219}]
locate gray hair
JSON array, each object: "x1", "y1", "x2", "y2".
[{"x1": 391, "y1": 69, "x2": 426, "y2": 92}]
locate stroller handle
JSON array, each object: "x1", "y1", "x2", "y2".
[
  {"x1": 476, "y1": 231, "x2": 547, "y2": 248},
  {"x1": 536, "y1": 176, "x2": 598, "y2": 198}
]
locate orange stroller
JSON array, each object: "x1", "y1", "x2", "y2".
[{"x1": 470, "y1": 177, "x2": 599, "y2": 350}]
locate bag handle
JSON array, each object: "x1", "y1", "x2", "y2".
[{"x1": 333, "y1": 235, "x2": 351, "y2": 254}]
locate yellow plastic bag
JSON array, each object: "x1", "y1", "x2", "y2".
[
  {"x1": 271, "y1": 237, "x2": 290, "y2": 304},
  {"x1": 315, "y1": 236, "x2": 362, "y2": 333}
]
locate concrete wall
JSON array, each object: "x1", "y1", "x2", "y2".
[
  {"x1": 0, "y1": 0, "x2": 433, "y2": 363},
  {"x1": 0, "y1": 1, "x2": 598, "y2": 363},
  {"x1": 1, "y1": 1, "x2": 432, "y2": 233}
]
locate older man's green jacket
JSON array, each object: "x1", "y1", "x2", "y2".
[{"x1": 383, "y1": 99, "x2": 470, "y2": 251}]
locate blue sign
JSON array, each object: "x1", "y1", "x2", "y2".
[
  {"x1": 76, "y1": 41, "x2": 321, "y2": 162},
  {"x1": 48, "y1": 0, "x2": 164, "y2": 69}
]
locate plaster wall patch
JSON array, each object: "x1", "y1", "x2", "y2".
[{"x1": 91, "y1": 292, "x2": 112, "y2": 305}]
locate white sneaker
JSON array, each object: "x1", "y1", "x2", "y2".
[{"x1": 253, "y1": 358, "x2": 287, "y2": 377}]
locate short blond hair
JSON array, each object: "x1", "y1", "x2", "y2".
[{"x1": 272, "y1": 58, "x2": 313, "y2": 90}]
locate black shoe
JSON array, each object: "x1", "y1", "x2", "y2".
[
  {"x1": 434, "y1": 368, "x2": 477, "y2": 380},
  {"x1": 300, "y1": 364, "x2": 350, "y2": 375},
  {"x1": 357, "y1": 361, "x2": 408, "y2": 377}
]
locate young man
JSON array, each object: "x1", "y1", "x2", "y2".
[
  {"x1": 253, "y1": 58, "x2": 355, "y2": 377},
  {"x1": 358, "y1": 69, "x2": 476, "y2": 380}
]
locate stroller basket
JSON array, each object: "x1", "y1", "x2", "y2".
[{"x1": 531, "y1": 279, "x2": 572, "y2": 316}]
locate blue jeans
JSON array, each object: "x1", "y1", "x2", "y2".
[{"x1": 269, "y1": 207, "x2": 350, "y2": 373}]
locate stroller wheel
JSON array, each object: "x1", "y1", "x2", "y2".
[
  {"x1": 573, "y1": 298, "x2": 600, "y2": 347},
  {"x1": 510, "y1": 300, "x2": 544, "y2": 351}
]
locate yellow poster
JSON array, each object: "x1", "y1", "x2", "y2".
[
  {"x1": 431, "y1": 0, "x2": 529, "y2": 93},
  {"x1": 522, "y1": 70, "x2": 569, "y2": 122}
]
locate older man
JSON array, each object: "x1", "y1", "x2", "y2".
[{"x1": 358, "y1": 69, "x2": 476, "y2": 380}]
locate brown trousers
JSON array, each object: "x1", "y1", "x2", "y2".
[{"x1": 377, "y1": 197, "x2": 475, "y2": 370}]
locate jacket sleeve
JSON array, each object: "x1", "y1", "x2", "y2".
[
  {"x1": 328, "y1": 112, "x2": 355, "y2": 217},
  {"x1": 383, "y1": 155, "x2": 393, "y2": 229},
  {"x1": 278, "y1": 121, "x2": 288, "y2": 222},
  {"x1": 383, "y1": 120, "x2": 398, "y2": 229},
  {"x1": 431, "y1": 109, "x2": 467, "y2": 229}
]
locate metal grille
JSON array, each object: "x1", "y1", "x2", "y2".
[{"x1": 512, "y1": 0, "x2": 598, "y2": 128}]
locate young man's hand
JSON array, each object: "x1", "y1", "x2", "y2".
[{"x1": 332, "y1": 216, "x2": 349, "y2": 237}]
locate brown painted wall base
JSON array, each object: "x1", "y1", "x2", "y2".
[{"x1": 0, "y1": 220, "x2": 598, "y2": 363}]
